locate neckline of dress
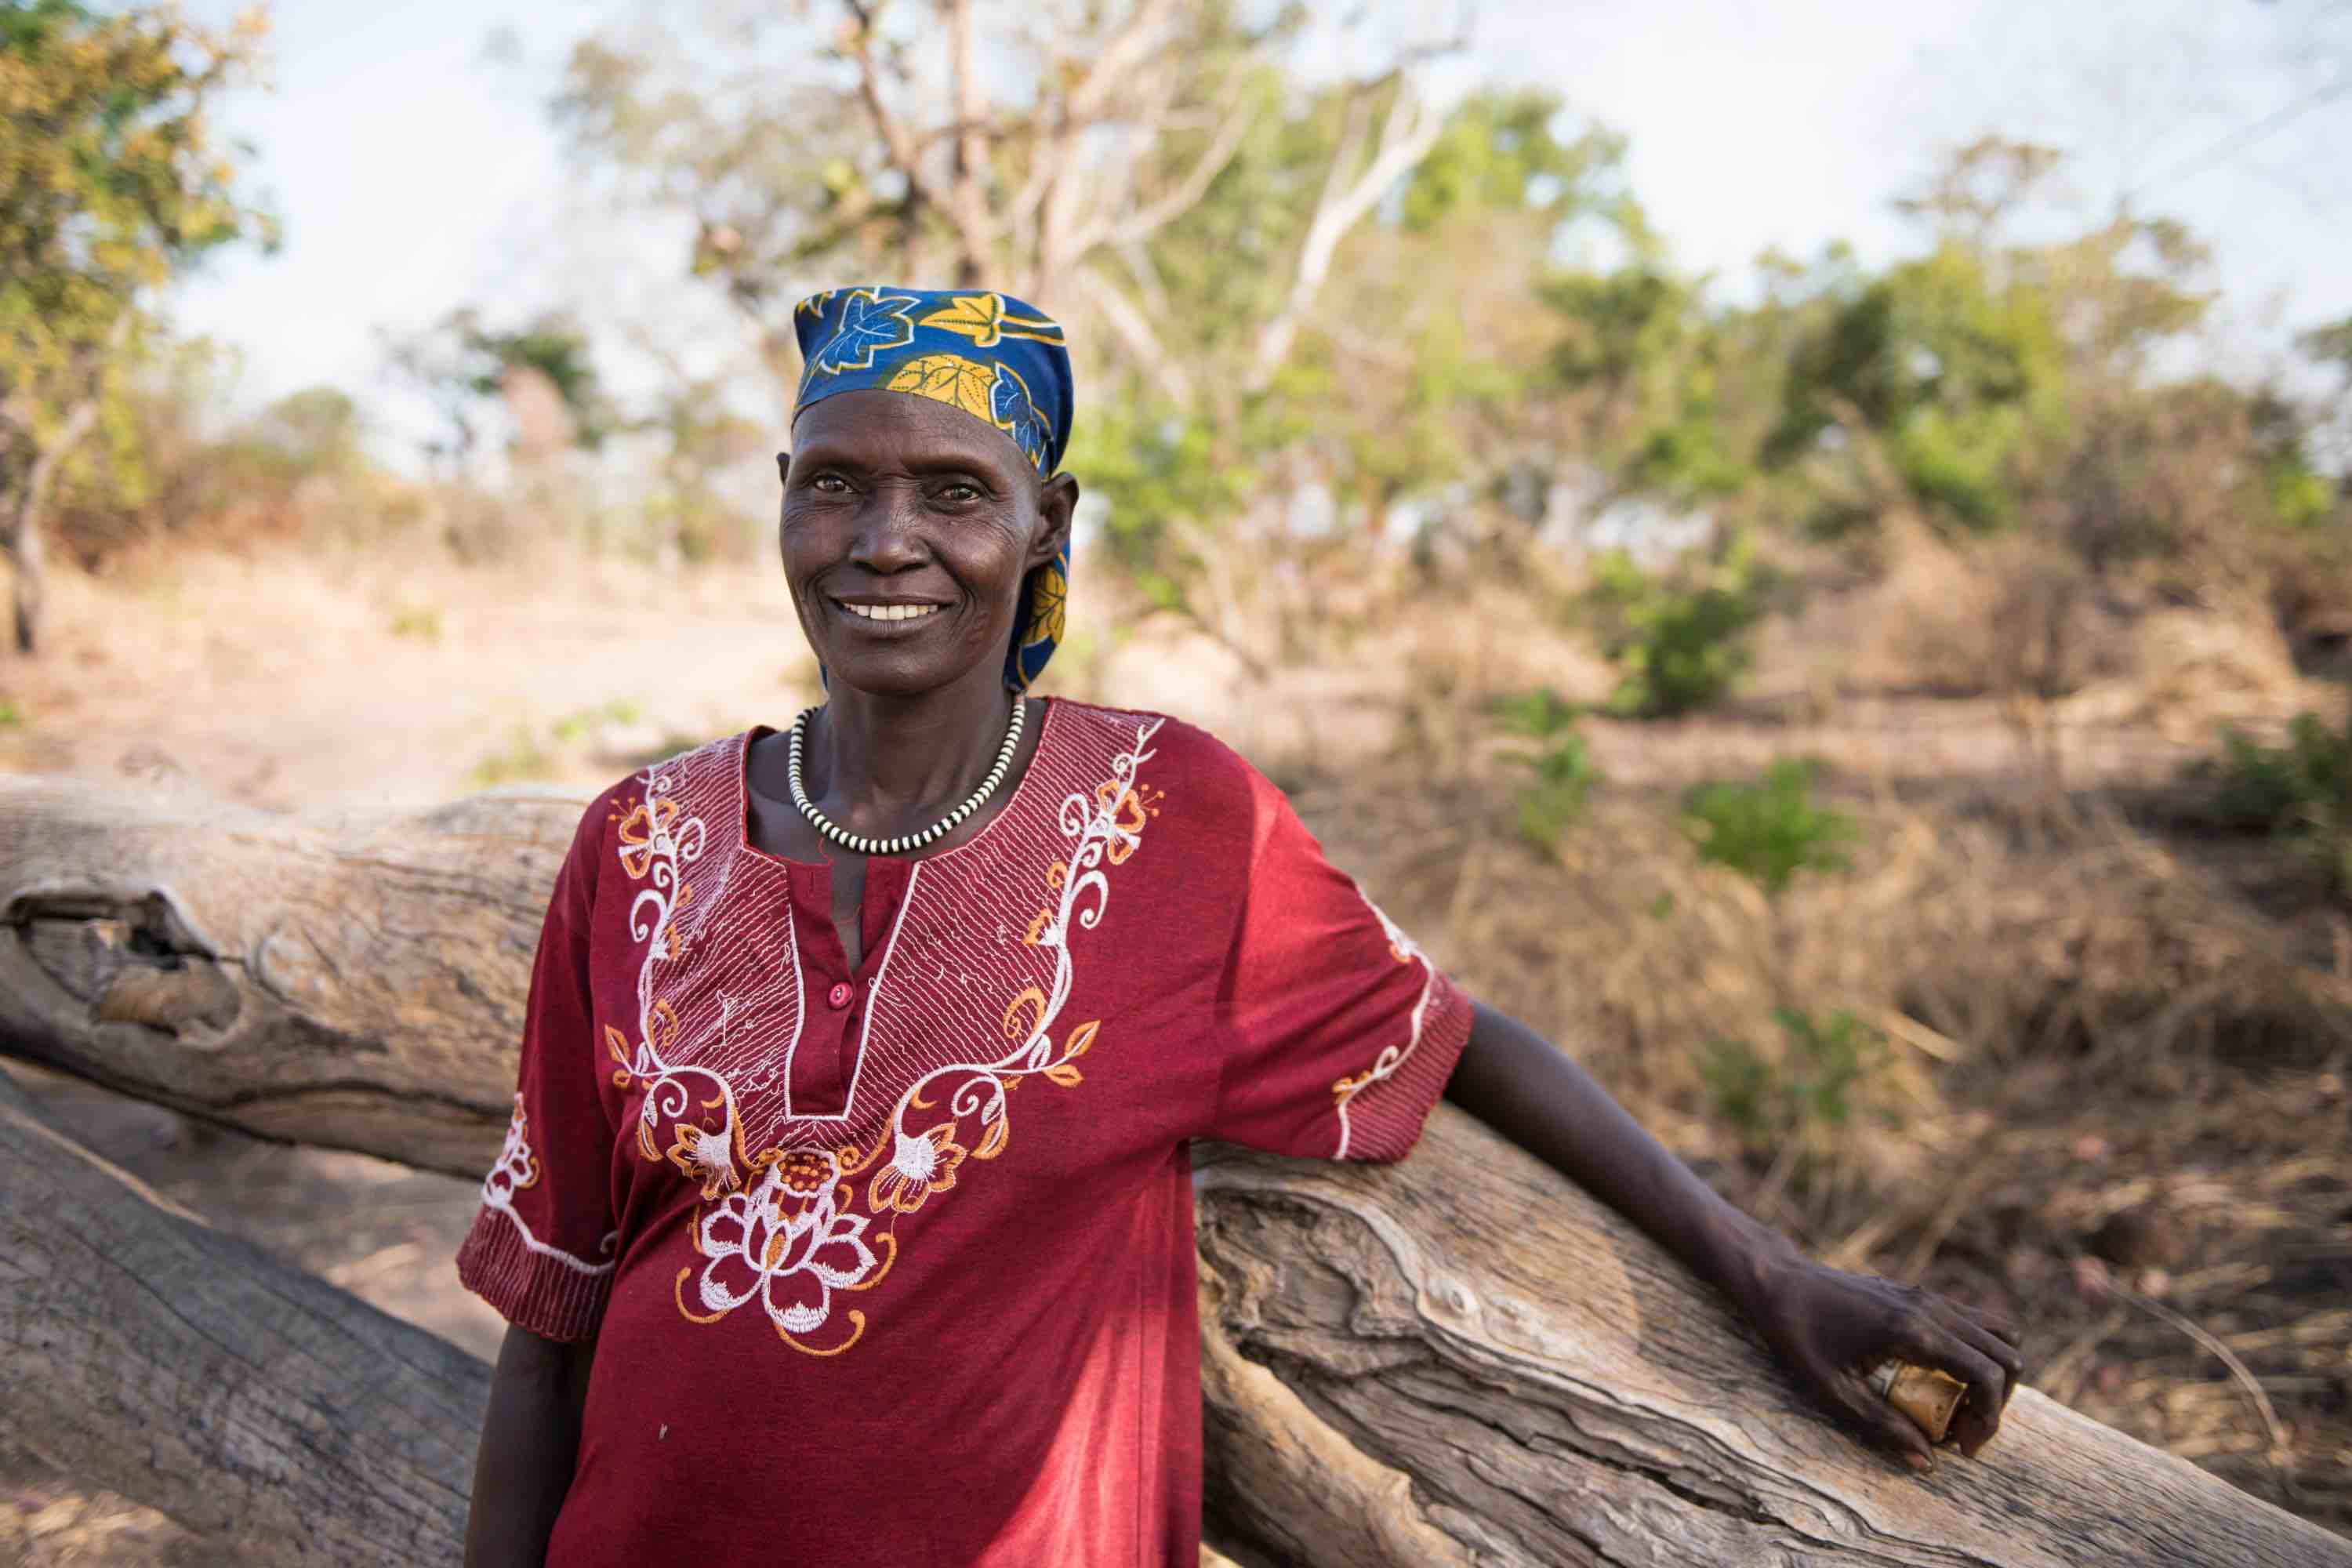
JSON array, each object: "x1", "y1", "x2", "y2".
[{"x1": 735, "y1": 695, "x2": 1063, "y2": 873}]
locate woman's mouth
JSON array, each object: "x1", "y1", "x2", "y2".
[{"x1": 833, "y1": 599, "x2": 946, "y2": 626}]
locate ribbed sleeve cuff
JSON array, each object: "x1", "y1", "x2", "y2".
[
  {"x1": 455, "y1": 1207, "x2": 614, "y2": 1343},
  {"x1": 1345, "y1": 975, "x2": 1475, "y2": 1165}
]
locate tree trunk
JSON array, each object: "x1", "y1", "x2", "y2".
[
  {"x1": 0, "y1": 778, "x2": 580, "y2": 1177},
  {"x1": 0, "y1": 1067, "x2": 487, "y2": 1564},
  {"x1": 1, "y1": 779, "x2": 2345, "y2": 1566},
  {"x1": 3, "y1": 394, "x2": 101, "y2": 656}
]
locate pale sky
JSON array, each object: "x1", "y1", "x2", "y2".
[{"x1": 175, "y1": 0, "x2": 2351, "y2": 461}]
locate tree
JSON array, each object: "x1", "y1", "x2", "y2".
[
  {"x1": 551, "y1": 3, "x2": 1622, "y2": 652},
  {"x1": 386, "y1": 306, "x2": 617, "y2": 470},
  {"x1": 0, "y1": 0, "x2": 271, "y2": 652}
]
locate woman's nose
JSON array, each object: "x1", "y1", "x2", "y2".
[{"x1": 848, "y1": 485, "x2": 927, "y2": 572}]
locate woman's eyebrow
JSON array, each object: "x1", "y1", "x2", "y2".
[{"x1": 790, "y1": 443, "x2": 1008, "y2": 479}]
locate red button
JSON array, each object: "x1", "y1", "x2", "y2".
[{"x1": 827, "y1": 982, "x2": 853, "y2": 1010}]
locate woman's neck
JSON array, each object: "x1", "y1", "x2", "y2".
[{"x1": 803, "y1": 666, "x2": 1021, "y2": 830}]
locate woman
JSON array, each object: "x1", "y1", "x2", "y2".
[{"x1": 459, "y1": 286, "x2": 2023, "y2": 1566}]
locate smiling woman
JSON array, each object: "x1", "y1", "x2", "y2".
[{"x1": 456, "y1": 285, "x2": 2025, "y2": 1568}]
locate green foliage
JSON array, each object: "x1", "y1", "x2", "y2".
[
  {"x1": 1766, "y1": 243, "x2": 2063, "y2": 533},
  {"x1": 389, "y1": 307, "x2": 617, "y2": 462},
  {"x1": 469, "y1": 700, "x2": 644, "y2": 789},
  {"x1": 1543, "y1": 260, "x2": 1756, "y2": 503},
  {"x1": 1584, "y1": 532, "x2": 1772, "y2": 717},
  {"x1": 0, "y1": 0, "x2": 270, "y2": 579},
  {"x1": 1682, "y1": 757, "x2": 1857, "y2": 895},
  {"x1": 2208, "y1": 710, "x2": 2352, "y2": 894},
  {"x1": 1489, "y1": 688, "x2": 1600, "y2": 847},
  {"x1": 1702, "y1": 1007, "x2": 1887, "y2": 1160},
  {"x1": 388, "y1": 604, "x2": 442, "y2": 642}
]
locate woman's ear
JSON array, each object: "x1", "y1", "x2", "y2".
[
  {"x1": 1033, "y1": 471, "x2": 1080, "y2": 568},
  {"x1": 775, "y1": 450, "x2": 792, "y2": 485}
]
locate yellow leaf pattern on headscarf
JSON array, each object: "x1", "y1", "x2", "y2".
[
  {"x1": 920, "y1": 292, "x2": 1065, "y2": 350},
  {"x1": 1023, "y1": 562, "x2": 1066, "y2": 649},
  {"x1": 920, "y1": 294, "x2": 1009, "y2": 347},
  {"x1": 886, "y1": 354, "x2": 996, "y2": 423}
]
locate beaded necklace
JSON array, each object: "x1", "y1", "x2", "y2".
[{"x1": 786, "y1": 699, "x2": 1025, "y2": 856}]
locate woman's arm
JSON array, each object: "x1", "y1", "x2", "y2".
[
  {"x1": 1443, "y1": 1000, "x2": 2024, "y2": 1469},
  {"x1": 464, "y1": 1324, "x2": 595, "y2": 1567}
]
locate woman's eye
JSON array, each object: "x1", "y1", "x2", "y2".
[
  {"x1": 811, "y1": 474, "x2": 850, "y2": 494},
  {"x1": 938, "y1": 483, "x2": 980, "y2": 503}
]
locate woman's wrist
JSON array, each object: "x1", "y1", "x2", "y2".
[{"x1": 1693, "y1": 1198, "x2": 1803, "y2": 1319}]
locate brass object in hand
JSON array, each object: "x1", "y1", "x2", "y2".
[{"x1": 1868, "y1": 1359, "x2": 1968, "y2": 1445}]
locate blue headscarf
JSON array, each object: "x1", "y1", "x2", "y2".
[{"x1": 792, "y1": 287, "x2": 1073, "y2": 693}]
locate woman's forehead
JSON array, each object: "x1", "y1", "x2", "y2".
[{"x1": 790, "y1": 388, "x2": 1030, "y2": 473}]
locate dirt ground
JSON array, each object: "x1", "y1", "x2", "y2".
[{"x1": 5, "y1": 544, "x2": 2348, "y2": 1560}]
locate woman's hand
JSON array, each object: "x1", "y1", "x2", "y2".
[{"x1": 1740, "y1": 1255, "x2": 2025, "y2": 1470}]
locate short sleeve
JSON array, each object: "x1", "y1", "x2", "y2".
[
  {"x1": 455, "y1": 800, "x2": 619, "y2": 1341},
  {"x1": 1202, "y1": 764, "x2": 1475, "y2": 1163}
]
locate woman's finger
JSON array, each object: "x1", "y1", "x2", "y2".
[
  {"x1": 1956, "y1": 1303, "x2": 2024, "y2": 1350},
  {"x1": 1936, "y1": 1304, "x2": 2027, "y2": 1400},
  {"x1": 1821, "y1": 1365, "x2": 1934, "y2": 1471},
  {"x1": 1894, "y1": 1316, "x2": 2011, "y2": 1457}
]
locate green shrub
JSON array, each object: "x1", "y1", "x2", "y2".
[
  {"x1": 1490, "y1": 688, "x2": 1601, "y2": 847},
  {"x1": 2209, "y1": 710, "x2": 2352, "y2": 894},
  {"x1": 388, "y1": 605, "x2": 443, "y2": 642},
  {"x1": 1701, "y1": 1007, "x2": 1887, "y2": 1161},
  {"x1": 1682, "y1": 757, "x2": 1857, "y2": 895},
  {"x1": 1584, "y1": 532, "x2": 1771, "y2": 718}
]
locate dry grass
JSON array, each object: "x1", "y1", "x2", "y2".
[{"x1": 1303, "y1": 752, "x2": 2352, "y2": 1533}]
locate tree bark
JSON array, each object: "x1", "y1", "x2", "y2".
[
  {"x1": 1, "y1": 779, "x2": 2345, "y2": 1566},
  {"x1": 0, "y1": 777, "x2": 580, "y2": 1177},
  {"x1": 0, "y1": 1066, "x2": 488, "y2": 1564},
  {"x1": 3, "y1": 395, "x2": 97, "y2": 656}
]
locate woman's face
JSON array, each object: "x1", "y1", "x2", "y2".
[{"x1": 779, "y1": 390, "x2": 1075, "y2": 699}]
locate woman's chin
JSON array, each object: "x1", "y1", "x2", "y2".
[{"x1": 818, "y1": 644, "x2": 986, "y2": 699}]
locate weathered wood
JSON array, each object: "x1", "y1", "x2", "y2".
[
  {"x1": 1194, "y1": 1122, "x2": 2351, "y2": 1566},
  {"x1": 0, "y1": 777, "x2": 579, "y2": 1176},
  {"x1": 3, "y1": 777, "x2": 2346, "y2": 1566},
  {"x1": 0, "y1": 1066, "x2": 489, "y2": 1564}
]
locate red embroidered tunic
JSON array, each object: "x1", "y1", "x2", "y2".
[{"x1": 456, "y1": 700, "x2": 1474, "y2": 1566}]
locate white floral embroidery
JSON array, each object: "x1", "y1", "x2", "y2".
[
  {"x1": 606, "y1": 717, "x2": 1163, "y2": 1355},
  {"x1": 878, "y1": 718, "x2": 1163, "y2": 1181},
  {"x1": 1329, "y1": 881, "x2": 1440, "y2": 1160},
  {"x1": 478, "y1": 1094, "x2": 618, "y2": 1276}
]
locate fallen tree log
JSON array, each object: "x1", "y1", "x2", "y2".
[
  {"x1": 0, "y1": 779, "x2": 577, "y2": 1177},
  {"x1": 0, "y1": 1067, "x2": 487, "y2": 1564},
  {"x1": 2, "y1": 778, "x2": 2345, "y2": 1566}
]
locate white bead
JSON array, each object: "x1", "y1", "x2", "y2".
[{"x1": 782, "y1": 699, "x2": 1022, "y2": 858}]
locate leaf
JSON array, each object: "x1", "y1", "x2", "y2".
[
  {"x1": 1022, "y1": 563, "x2": 1067, "y2": 648},
  {"x1": 920, "y1": 292, "x2": 1011, "y2": 346},
  {"x1": 1065, "y1": 1019, "x2": 1100, "y2": 1060},
  {"x1": 886, "y1": 353, "x2": 996, "y2": 421},
  {"x1": 1042, "y1": 1062, "x2": 1083, "y2": 1088},
  {"x1": 975, "y1": 1115, "x2": 1008, "y2": 1160},
  {"x1": 808, "y1": 289, "x2": 917, "y2": 373}
]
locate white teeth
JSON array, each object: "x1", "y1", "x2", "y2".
[{"x1": 844, "y1": 602, "x2": 939, "y2": 622}]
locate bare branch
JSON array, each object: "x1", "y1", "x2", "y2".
[
  {"x1": 1074, "y1": 263, "x2": 1197, "y2": 407},
  {"x1": 943, "y1": 0, "x2": 994, "y2": 284},
  {"x1": 1065, "y1": 0, "x2": 1184, "y2": 124},
  {"x1": 1247, "y1": 80, "x2": 1446, "y2": 392},
  {"x1": 840, "y1": 0, "x2": 946, "y2": 219},
  {"x1": 1032, "y1": 0, "x2": 1187, "y2": 299},
  {"x1": 1104, "y1": 85, "x2": 1256, "y2": 247}
]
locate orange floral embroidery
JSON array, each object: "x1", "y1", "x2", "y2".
[
  {"x1": 615, "y1": 796, "x2": 681, "y2": 880},
  {"x1": 868, "y1": 1124, "x2": 967, "y2": 1214},
  {"x1": 666, "y1": 1118, "x2": 742, "y2": 1199}
]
